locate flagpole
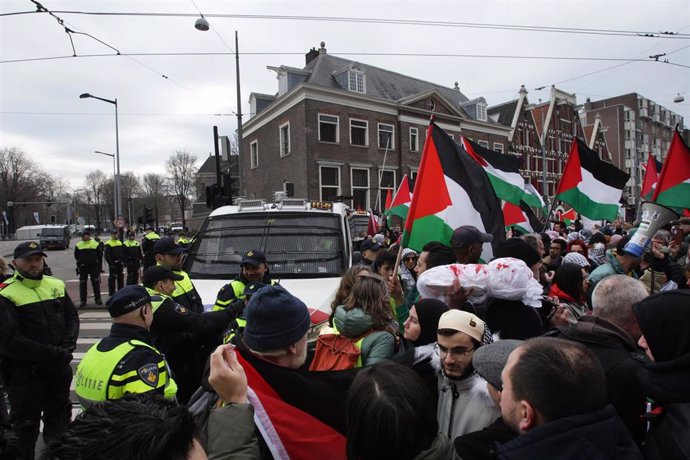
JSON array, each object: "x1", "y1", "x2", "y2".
[{"x1": 374, "y1": 137, "x2": 392, "y2": 213}]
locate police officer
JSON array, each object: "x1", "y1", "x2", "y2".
[
  {"x1": 104, "y1": 230, "x2": 125, "y2": 295},
  {"x1": 213, "y1": 249, "x2": 276, "y2": 332},
  {"x1": 74, "y1": 230, "x2": 102, "y2": 306},
  {"x1": 176, "y1": 232, "x2": 191, "y2": 247},
  {"x1": 141, "y1": 226, "x2": 161, "y2": 270},
  {"x1": 154, "y1": 237, "x2": 204, "y2": 314},
  {"x1": 124, "y1": 230, "x2": 144, "y2": 285},
  {"x1": 0, "y1": 242, "x2": 79, "y2": 459},
  {"x1": 143, "y1": 266, "x2": 233, "y2": 404},
  {"x1": 74, "y1": 285, "x2": 177, "y2": 408}
]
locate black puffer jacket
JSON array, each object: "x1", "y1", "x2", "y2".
[{"x1": 495, "y1": 405, "x2": 641, "y2": 460}]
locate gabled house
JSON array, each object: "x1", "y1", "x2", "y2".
[
  {"x1": 241, "y1": 42, "x2": 511, "y2": 210},
  {"x1": 489, "y1": 85, "x2": 593, "y2": 202}
]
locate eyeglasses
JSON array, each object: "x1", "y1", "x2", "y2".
[{"x1": 434, "y1": 343, "x2": 476, "y2": 359}]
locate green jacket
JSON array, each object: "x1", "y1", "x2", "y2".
[
  {"x1": 333, "y1": 306, "x2": 395, "y2": 366},
  {"x1": 205, "y1": 404, "x2": 260, "y2": 460},
  {"x1": 588, "y1": 250, "x2": 638, "y2": 286}
]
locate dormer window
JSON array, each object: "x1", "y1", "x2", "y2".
[
  {"x1": 427, "y1": 98, "x2": 436, "y2": 111},
  {"x1": 348, "y1": 66, "x2": 366, "y2": 94},
  {"x1": 476, "y1": 101, "x2": 487, "y2": 122}
]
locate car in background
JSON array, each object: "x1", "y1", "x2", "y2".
[{"x1": 39, "y1": 225, "x2": 71, "y2": 249}]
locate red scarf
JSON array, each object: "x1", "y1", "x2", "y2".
[{"x1": 548, "y1": 283, "x2": 582, "y2": 304}]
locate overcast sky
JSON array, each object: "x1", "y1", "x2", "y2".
[{"x1": 1, "y1": 0, "x2": 688, "y2": 191}]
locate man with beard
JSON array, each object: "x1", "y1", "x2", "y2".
[
  {"x1": 436, "y1": 309, "x2": 500, "y2": 439},
  {"x1": 153, "y1": 237, "x2": 203, "y2": 314},
  {"x1": 0, "y1": 242, "x2": 79, "y2": 459},
  {"x1": 497, "y1": 337, "x2": 640, "y2": 459}
]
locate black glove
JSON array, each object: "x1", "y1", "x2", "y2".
[{"x1": 227, "y1": 298, "x2": 246, "y2": 318}]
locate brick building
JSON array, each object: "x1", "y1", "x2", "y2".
[
  {"x1": 581, "y1": 93, "x2": 685, "y2": 206},
  {"x1": 489, "y1": 85, "x2": 609, "y2": 204},
  {"x1": 241, "y1": 42, "x2": 510, "y2": 210}
]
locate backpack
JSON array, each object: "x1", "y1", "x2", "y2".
[{"x1": 309, "y1": 325, "x2": 372, "y2": 371}]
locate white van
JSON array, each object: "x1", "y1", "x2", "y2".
[{"x1": 182, "y1": 198, "x2": 353, "y2": 325}]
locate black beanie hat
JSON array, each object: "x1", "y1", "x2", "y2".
[
  {"x1": 412, "y1": 299, "x2": 449, "y2": 346},
  {"x1": 494, "y1": 238, "x2": 541, "y2": 267},
  {"x1": 633, "y1": 290, "x2": 690, "y2": 362},
  {"x1": 243, "y1": 285, "x2": 311, "y2": 352}
]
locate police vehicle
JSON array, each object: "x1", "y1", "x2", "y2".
[{"x1": 182, "y1": 197, "x2": 353, "y2": 325}]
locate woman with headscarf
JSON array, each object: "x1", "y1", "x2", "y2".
[
  {"x1": 634, "y1": 291, "x2": 690, "y2": 459},
  {"x1": 548, "y1": 262, "x2": 589, "y2": 319},
  {"x1": 401, "y1": 299, "x2": 448, "y2": 351}
]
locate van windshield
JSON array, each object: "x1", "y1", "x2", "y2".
[
  {"x1": 184, "y1": 211, "x2": 346, "y2": 279},
  {"x1": 42, "y1": 228, "x2": 65, "y2": 236}
]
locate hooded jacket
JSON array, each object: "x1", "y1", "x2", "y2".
[
  {"x1": 333, "y1": 305, "x2": 395, "y2": 366},
  {"x1": 437, "y1": 370, "x2": 500, "y2": 440},
  {"x1": 633, "y1": 291, "x2": 690, "y2": 460},
  {"x1": 588, "y1": 250, "x2": 637, "y2": 286},
  {"x1": 547, "y1": 316, "x2": 649, "y2": 444}
]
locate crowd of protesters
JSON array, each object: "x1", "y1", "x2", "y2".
[{"x1": 1, "y1": 214, "x2": 689, "y2": 459}]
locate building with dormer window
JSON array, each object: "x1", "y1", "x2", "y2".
[{"x1": 241, "y1": 42, "x2": 511, "y2": 210}]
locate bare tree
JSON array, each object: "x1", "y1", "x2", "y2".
[
  {"x1": 142, "y1": 173, "x2": 165, "y2": 225},
  {"x1": 119, "y1": 172, "x2": 141, "y2": 224},
  {"x1": 0, "y1": 147, "x2": 52, "y2": 231},
  {"x1": 165, "y1": 151, "x2": 197, "y2": 227},
  {"x1": 83, "y1": 170, "x2": 109, "y2": 230}
]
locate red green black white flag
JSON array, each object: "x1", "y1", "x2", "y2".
[
  {"x1": 651, "y1": 130, "x2": 690, "y2": 209},
  {"x1": 555, "y1": 138, "x2": 629, "y2": 220},
  {"x1": 402, "y1": 122, "x2": 504, "y2": 260}
]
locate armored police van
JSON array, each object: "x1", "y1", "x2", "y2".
[{"x1": 182, "y1": 198, "x2": 353, "y2": 324}]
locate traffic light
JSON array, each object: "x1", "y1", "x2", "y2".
[
  {"x1": 206, "y1": 185, "x2": 219, "y2": 209},
  {"x1": 222, "y1": 174, "x2": 237, "y2": 205}
]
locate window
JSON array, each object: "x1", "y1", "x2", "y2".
[
  {"x1": 478, "y1": 140, "x2": 489, "y2": 148},
  {"x1": 318, "y1": 114, "x2": 339, "y2": 143},
  {"x1": 279, "y1": 122, "x2": 290, "y2": 157},
  {"x1": 250, "y1": 140, "x2": 259, "y2": 169},
  {"x1": 476, "y1": 102, "x2": 487, "y2": 122},
  {"x1": 378, "y1": 123, "x2": 395, "y2": 149},
  {"x1": 409, "y1": 127, "x2": 419, "y2": 152},
  {"x1": 493, "y1": 142, "x2": 504, "y2": 153},
  {"x1": 409, "y1": 170, "x2": 418, "y2": 192},
  {"x1": 351, "y1": 168, "x2": 370, "y2": 210},
  {"x1": 348, "y1": 71, "x2": 366, "y2": 93},
  {"x1": 427, "y1": 99, "x2": 436, "y2": 111},
  {"x1": 378, "y1": 169, "x2": 396, "y2": 212},
  {"x1": 320, "y1": 166, "x2": 340, "y2": 201},
  {"x1": 350, "y1": 119, "x2": 368, "y2": 146}
]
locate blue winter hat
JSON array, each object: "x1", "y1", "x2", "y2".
[
  {"x1": 243, "y1": 285, "x2": 311, "y2": 352},
  {"x1": 107, "y1": 285, "x2": 151, "y2": 318}
]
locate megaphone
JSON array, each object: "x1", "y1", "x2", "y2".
[{"x1": 624, "y1": 201, "x2": 679, "y2": 257}]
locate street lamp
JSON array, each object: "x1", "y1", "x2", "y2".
[
  {"x1": 80, "y1": 93, "x2": 122, "y2": 222},
  {"x1": 94, "y1": 151, "x2": 117, "y2": 223}
]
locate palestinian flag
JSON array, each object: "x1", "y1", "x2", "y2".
[
  {"x1": 555, "y1": 138, "x2": 629, "y2": 220},
  {"x1": 524, "y1": 182, "x2": 547, "y2": 213},
  {"x1": 367, "y1": 210, "x2": 379, "y2": 237},
  {"x1": 462, "y1": 137, "x2": 526, "y2": 205},
  {"x1": 652, "y1": 130, "x2": 690, "y2": 209},
  {"x1": 402, "y1": 122, "x2": 505, "y2": 261},
  {"x1": 387, "y1": 174, "x2": 413, "y2": 226},
  {"x1": 561, "y1": 208, "x2": 577, "y2": 226},
  {"x1": 236, "y1": 348, "x2": 354, "y2": 460},
  {"x1": 641, "y1": 155, "x2": 663, "y2": 200},
  {"x1": 384, "y1": 188, "x2": 393, "y2": 212},
  {"x1": 503, "y1": 200, "x2": 544, "y2": 235}
]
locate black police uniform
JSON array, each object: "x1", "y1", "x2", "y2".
[
  {"x1": 124, "y1": 237, "x2": 143, "y2": 285},
  {"x1": 141, "y1": 230, "x2": 161, "y2": 270},
  {"x1": 104, "y1": 236, "x2": 125, "y2": 295},
  {"x1": 74, "y1": 235, "x2": 102, "y2": 305},
  {"x1": 149, "y1": 290, "x2": 231, "y2": 404},
  {"x1": 0, "y1": 242, "x2": 79, "y2": 459},
  {"x1": 153, "y1": 238, "x2": 204, "y2": 314}
]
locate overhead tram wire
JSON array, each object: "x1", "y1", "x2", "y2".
[
  {"x1": 22, "y1": 0, "x2": 197, "y2": 94},
  {"x1": 0, "y1": 51, "x2": 677, "y2": 65},
  {"x1": 3, "y1": 9, "x2": 690, "y2": 39}
]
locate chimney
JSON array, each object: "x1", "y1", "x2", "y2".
[
  {"x1": 305, "y1": 47, "x2": 319, "y2": 65},
  {"x1": 453, "y1": 81, "x2": 460, "y2": 91},
  {"x1": 319, "y1": 41, "x2": 327, "y2": 54}
]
